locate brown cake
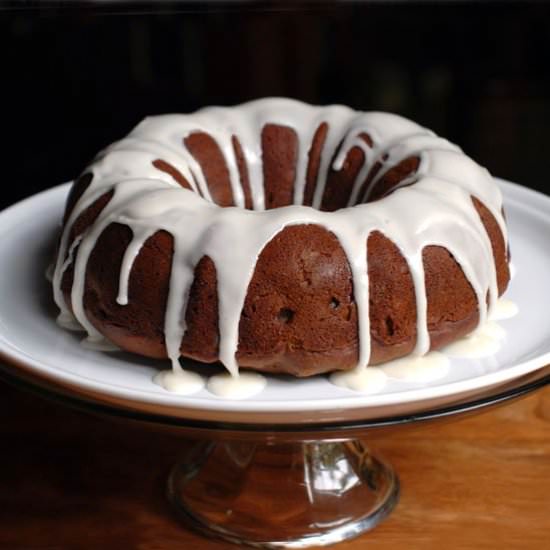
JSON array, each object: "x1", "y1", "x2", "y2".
[{"x1": 52, "y1": 98, "x2": 510, "y2": 379}]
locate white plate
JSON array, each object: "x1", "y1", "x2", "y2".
[{"x1": 0, "y1": 180, "x2": 548, "y2": 425}]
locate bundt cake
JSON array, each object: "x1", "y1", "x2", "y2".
[{"x1": 52, "y1": 98, "x2": 510, "y2": 383}]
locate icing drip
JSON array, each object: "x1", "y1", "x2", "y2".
[
  {"x1": 442, "y1": 320, "x2": 507, "y2": 359},
  {"x1": 207, "y1": 372, "x2": 267, "y2": 399},
  {"x1": 81, "y1": 337, "x2": 120, "y2": 352},
  {"x1": 56, "y1": 310, "x2": 83, "y2": 332},
  {"x1": 330, "y1": 367, "x2": 388, "y2": 394},
  {"x1": 439, "y1": 299, "x2": 516, "y2": 360},
  {"x1": 380, "y1": 352, "x2": 450, "y2": 383},
  {"x1": 153, "y1": 368, "x2": 205, "y2": 395},
  {"x1": 490, "y1": 298, "x2": 518, "y2": 321},
  {"x1": 331, "y1": 351, "x2": 449, "y2": 394},
  {"x1": 117, "y1": 227, "x2": 156, "y2": 305},
  {"x1": 52, "y1": 98, "x2": 508, "y2": 390}
]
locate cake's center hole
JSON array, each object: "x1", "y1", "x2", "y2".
[{"x1": 153, "y1": 141, "x2": 421, "y2": 211}]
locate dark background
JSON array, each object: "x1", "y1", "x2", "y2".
[{"x1": 3, "y1": 1, "x2": 550, "y2": 211}]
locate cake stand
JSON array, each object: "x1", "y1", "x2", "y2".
[{"x1": 1, "y1": 179, "x2": 550, "y2": 548}]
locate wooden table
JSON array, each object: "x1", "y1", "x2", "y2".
[{"x1": 1, "y1": 379, "x2": 549, "y2": 549}]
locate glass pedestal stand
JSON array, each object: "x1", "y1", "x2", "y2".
[
  {"x1": 167, "y1": 438, "x2": 398, "y2": 548},
  {"x1": 0, "y1": 366, "x2": 548, "y2": 549},
  {"x1": 161, "y1": 369, "x2": 549, "y2": 548}
]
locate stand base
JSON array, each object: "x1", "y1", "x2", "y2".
[{"x1": 167, "y1": 439, "x2": 399, "y2": 548}]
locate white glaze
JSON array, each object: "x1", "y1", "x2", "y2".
[
  {"x1": 81, "y1": 337, "x2": 120, "y2": 353},
  {"x1": 207, "y1": 372, "x2": 267, "y2": 399},
  {"x1": 330, "y1": 367, "x2": 388, "y2": 394},
  {"x1": 381, "y1": 351, "x2": 450, "y2": 383},
  {"x1": 51, "y1": 98, "x2": 508, "y2": 396},
  {"x1": 56, "y1": 310, "x2": 84, "y2": 332},
  {"x1": 442, "y1": 321, "x2": 507, "y2": 359},
  {"x1": 153, "y1": 368, "x2": 205, "y2": 395},
  {"x1": 490, "y1": 298, "x2": 518, "y2": 321}
]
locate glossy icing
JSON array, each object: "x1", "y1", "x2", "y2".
[
  {"x1": 330, "y1": 367, "x2": 388, "y2": 394},
  {"x1": 442, "y1": 320, "x2": 507, "y2": 359},
  {"x1": 380, "y1": 351, "x2": 450, "y2": 383},
  {"x1": 51, "y1": 98, "x2": 508, "y2": 397},
  {"x1": 490, "y1": 298, "x2": 519, "y2": 321}
]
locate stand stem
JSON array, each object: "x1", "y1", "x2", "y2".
[{"x1": 168, "y1": 438, "x2": 399, "y2": 548}]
